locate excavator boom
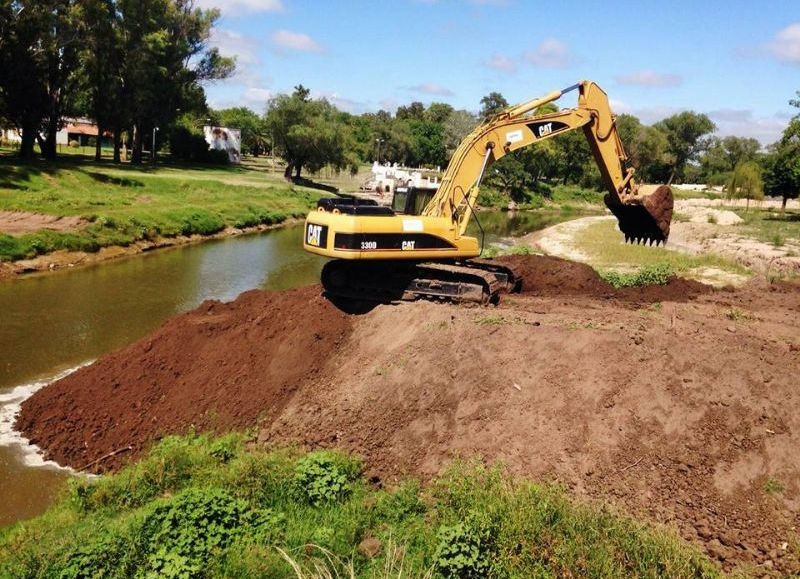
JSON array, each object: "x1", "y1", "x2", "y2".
[{"x1": 303, "y1": 80, "x2": 674, "y2": 303}]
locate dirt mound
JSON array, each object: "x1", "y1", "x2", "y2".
[
  {"x1": 493, "y1": 254, "x2": 711, "y2": 303},
  {"x1": 16, "y1": 255, "x2": 800, "y2": 573},
  {"x1": 17, "y1": 286, "x2": 351, "y2": 471}
]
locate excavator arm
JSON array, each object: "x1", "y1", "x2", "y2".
[{"x1": 424, "y1": 81, "x2": 673, "y2": 243}]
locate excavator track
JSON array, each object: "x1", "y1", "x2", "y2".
[{"x1": 321, "y1": 259, "x2": 520, "y2": 305}]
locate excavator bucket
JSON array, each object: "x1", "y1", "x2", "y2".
[{"x1": 604, "y1": 184, "x2": 674, "y2": 245}]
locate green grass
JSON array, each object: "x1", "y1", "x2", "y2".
[
  {"x1": 722, "y1": 205, "x2": 800, "y2": 247},
  {"x1": 479, "y1": 183, "x2": 604, "y2": 210},
  {"x1": 0, "y1": 433, "x2": 722, "y2": 578},
  {"x1": 572, "y1": 219, "x2": 749, "y2": 280},
  {"x1": 600, "y1": 262, "x2": 673, "y2": 288},
  {"x1": 0, "y1": 154, "x2": 326, "y2": 262}
]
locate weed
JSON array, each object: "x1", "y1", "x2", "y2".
[
  {"x1": 725, "y1": 307, "x2": 753, "y2": 322},
  {"x1": 707, "y1": 214, "x2": 718, "y2": 224},
  {"x1": 772, "y1": 233, "x2": 785, "y2": 247},
  {"x1": 764, "y1": 478, "x2": 785, "y2": 495},
  {"x1": 475, "y1": 314, "x2": 506, "y2": 326},
  {"x1": 601, "y1": 262, "x2": 674, "y2": 288},
  {"x1": 294, "y1": 451, "x2": 362, "y2": 506}
]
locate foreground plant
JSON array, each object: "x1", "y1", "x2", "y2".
[{"x1": 0, "y1": 433, "x2": 721, "y2": 578}]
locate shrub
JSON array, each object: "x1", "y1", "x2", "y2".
[
  {"x1": 433, "y1": 522, "x2": 495, "y2": 579},
  {"x1": 294, "y1": 451, "x2": 362, "y2": 506},
  {"x1": 139, "y1": 488, "x2": 247, "y2": 577},
  {"x1": 601, "y1": 262, "x2": 673, "y2": 288}
]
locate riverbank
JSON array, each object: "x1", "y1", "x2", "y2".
[
  {"x1": 0, "y1": 434, "x2": 720, "y2": 578},
  {"x1": 0, "y1": 218, "x2": 301, "y2": 279},
  {"x1": 0, "y1": 155, "x2": 325, "y2": 272}
]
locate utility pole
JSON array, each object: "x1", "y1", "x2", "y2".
[
  {"x1": 375, "y1": 138, "x2": 384, "y2": 163},
  {"x1": 151, "y1": 127, "x2": 159, "y2": 165}
]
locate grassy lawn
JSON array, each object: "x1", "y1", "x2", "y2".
[
  {"x1": 0, "y1": 153, "x2": 331, "y2": 262},
  {"x1": 0, "y1": 433, "x2": 722, "y2": 578},
  {"x1": 571, "y1": 219, "x2": 749, "y2": 280},
  {"x1": 725, "y1": 205, "x2": 800, "y2": 248}
]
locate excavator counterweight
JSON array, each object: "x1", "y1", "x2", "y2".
[{"x1": 303, "y1": 80, "x2": 674, "y2": 303}]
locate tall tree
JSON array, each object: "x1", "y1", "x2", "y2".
[
  {"x1": 479, "y1": 92, "x2": 508, "y2": 118},
  {"x1": 116, "y1": 0, "x2": 233, "y2": 164},
  {"x1": 727, "y1": 161, "x2": 764, "y2": 210},
  {"x1": 265, "y1": 86, "x2": 358, "y2": 179},
  {"x1": 0, "y1": 0, "x2": 84, "y2": 159},
  {"x1": 764, "y1": 119, "x2": 800, "y2": 211},
  {"x1": 654, "y1": 111, "x2": 715, "y2": 184}
]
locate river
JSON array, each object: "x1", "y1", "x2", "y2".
[{"x1": 0, "y1": 210, "x2": 577, "y2": 526}]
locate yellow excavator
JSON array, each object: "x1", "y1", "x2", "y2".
[{"x1": 303, "y1": 80, "x2": 674, "y2": 303}]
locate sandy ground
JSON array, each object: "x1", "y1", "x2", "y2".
[
  {"x1": 0, "y1": 210, "x2": 87, "y2": 235},
  {"x1": 16, "y1": 255, "x2": 800, "y2": 575},
  {"x1": 526, "y1": 200, "x2": 800, "y2": 280}
]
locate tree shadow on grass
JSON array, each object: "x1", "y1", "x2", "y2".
[
  {"x1": 764, "y1": 212, "x2": 800, "y2": 223},
  {"x1": 82, "y1": 171, "x2": 144, "y2": 188}
]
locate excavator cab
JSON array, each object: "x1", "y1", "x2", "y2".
[{"x1": 391, "y1": 187, "x2": 437, "y2": 216}]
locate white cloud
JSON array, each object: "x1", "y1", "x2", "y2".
[
  {"x1": 196, "y1": 0, "x2": 283, "y2": 15},
  {"x1": 524, "y1": 39, "x2": 571, "y2": 68},
  {"x1": 242, "y1": 88, "x2": 273, "y2": 110},
  {"x1": 707, "y1": 109, "x2": 788, "y2": 145},
  {"x1": 311, "y1": 91, "x2": 369, "y2": 114},
  {"x1": 615, "y1": 70, "x2": 682, "y2": 88},
  {"x1": 405, "y1": 83, "x2": 455, "y2": 97},
  {"x1": 767, "y1": 23, "x2": 800, "y2": 65},
  {"x1": 271, "y1": 30, "x2": 324, "y2": 54},
  {"x1": 210, "y1": 28, "x2": 258, "y2": 65},
  {"x1": 485, "y1": 53, "x2": 517, "y2": 73}
]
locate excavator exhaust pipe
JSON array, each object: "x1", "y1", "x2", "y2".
[{"x1": 604, "y1": 184, "x2": 674, "y2": 245}]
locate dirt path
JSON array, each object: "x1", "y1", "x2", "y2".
[
  {"x1": 527, "y1": 203, "x2": 800, "y2": 278},
  {"x1": 16, "y1": 256, "x2": 800, "y2": 574},
  {"x1": 0, "y1": 210, "x2": 87, "y2": 235}
]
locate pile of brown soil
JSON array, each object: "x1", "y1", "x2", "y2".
[
  {"x1": 494, "y1": 254, "x2": 711, "y2": 303},
  {"x1": 16, "y1": 255, "x2": 800, "y2": 573},
  {"x1": 17, "y1": 286, "x2": 351, "y2": 471}
]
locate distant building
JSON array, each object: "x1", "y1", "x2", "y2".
[
  {"x1": 362, "y1": 161, "x2": 441, "y2": 195},
  {"x1": 0, "y1": 118, "x2": 112, "y2": 148}
]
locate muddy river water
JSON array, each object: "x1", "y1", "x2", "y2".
[{"x1": 0, "y1": 210, "x2": 578, "y2": 525}]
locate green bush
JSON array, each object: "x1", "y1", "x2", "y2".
[
  {"x1": 139, "y1": 488, "x2": 247, "y2": 577},
  {"x1": 293, "y1": 451, "x2": 362, "y2": 506},
  {"x1": 601, "y1": 262, "x2": 674, "y2": 288},
  {"x1": 433, "y1": 522, "x2": 495, "y2": 578}
]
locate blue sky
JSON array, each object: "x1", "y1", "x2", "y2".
[{"x1": 201, "y1": 0, "x2": 799, "y2": 145}]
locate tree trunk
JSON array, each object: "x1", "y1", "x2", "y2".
[
  {"x1": 667, "y1": 167, "x2": 676, "y2": 186},
  {"x1": 95, "y1": 125, "x2": 103, "y2": 161},
  {"x1": 295, "y1": 164, "x2": 302, "y2": 179},
  {"x1": 283, "y1": 163, "x2": 294, "y2": 180},
  {"x1": 131, "y1": 123, "x2": 142, "y2": 165},
  {"x1": 19, "y1": 123, "x2": 36, "y2": 159},
  {"x1": 113, "y1": 128, "x2": 121, "y2": 163},
  {"x1": 43, "y1": 116, "x2": 58, "y2": 160},
  {"x1": 782, "y1": 195, "x2": 787, "y2": 215}
]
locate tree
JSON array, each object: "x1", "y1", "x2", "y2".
[
  {"x1": 116, "y1": 0, "x2": 233, "y2": 164},
  {"x1": 0, "y1": 0, "x2": 84, "y2": 159},
  {"x1": 443, "y1": 109, "x2": 478, "y2": 160},
  {"x1": 265, "y1": 87, "x2": 358, "y2": 179},
  {"x1": 764, "y1": 119, "x2": 800, "y2": 212},
  {"x1": 425, "y1": 102, "x2": 454, "y2": 125},
  {"x1": 479, "y1": 92, "x2": 508, "y2": 118},
  {"x1": 395, "y1": 102, "x2": 425, "y2": 121},
  {"x1": 408, "y1": 119, "x2": 446, "y2": 168},
  {"x1": 727, "y1": 161, "x2": 764, "y2": 209},
  {"x1": 653, "y1": 111, "x2": 715, "y2": 184}
]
